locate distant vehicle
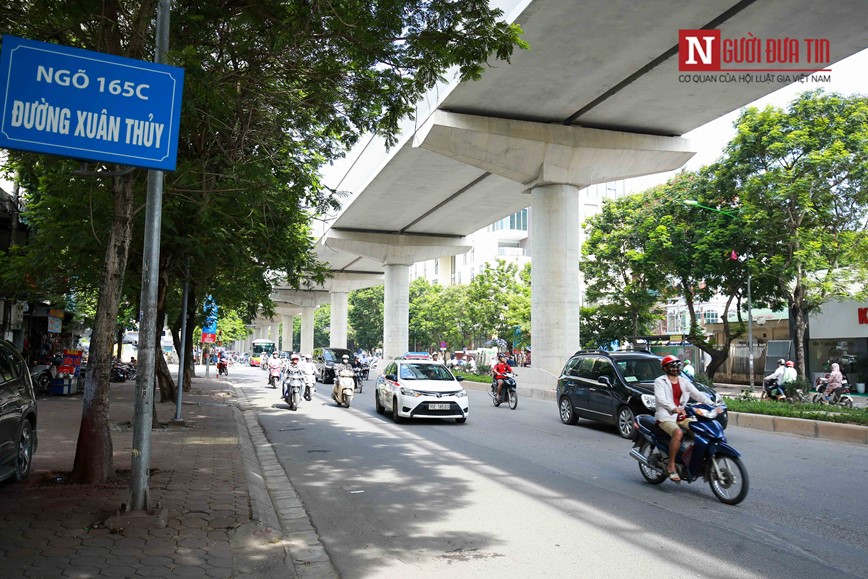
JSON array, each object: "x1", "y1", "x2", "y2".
[
  {"x1": 0, "y1": 339, "x2": 37, "y2": 483},
  {"x1": 250, "y1": 339, "x2": 276, "y2": 367},
  {"x1": 556, "y1": 350, "x2": 725, "y2": 439},
  {"x1": 375, "y1": 360, "x2": 468, "y2": 424},
  {"x1": 313, "y1": 347, "x2": 354, "y2": 384},
  {"x1": 403, "y1": 351, "x2": 433, "y2": 360}
]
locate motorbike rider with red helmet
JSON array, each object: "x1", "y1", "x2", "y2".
[{"x1": 654, "y1": 355, "x2": 713, "y2": 482}]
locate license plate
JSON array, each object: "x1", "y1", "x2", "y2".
[{"x1": 429, "y1": 403, "x2": 450, "y2": 410}]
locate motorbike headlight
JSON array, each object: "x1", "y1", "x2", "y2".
[
  {"x1": 640, "y1": 394, "x2": 656, "y2": 410},
  {"x1": 400, "y1": 387, "x2": 422, "y2": 397}
]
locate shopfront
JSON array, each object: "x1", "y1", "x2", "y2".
[{"x1": 808, "y1": 300, "x2": 868, "y2": 393}]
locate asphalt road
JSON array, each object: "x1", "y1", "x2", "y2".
[{"x1": 232, "y1": 365, "x2": 868, "y2": 579}]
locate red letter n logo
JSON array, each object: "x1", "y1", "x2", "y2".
[
  {"x1": 679, "y1": 30, "x2": 720, "y2": 71},
  {"x1": 858, "y1": 307, "x2": 868, "y2": 325}
]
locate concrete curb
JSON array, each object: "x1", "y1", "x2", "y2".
[
  {"x1": 232, "y1": 382, "x2": 339, "y2": 578},
  {"x1": 460, "y1": 379, "x2": 867, "y2": 444}
]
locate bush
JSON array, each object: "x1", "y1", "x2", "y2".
[
  {"x1": 724, "y1": 397, "x2": 868, "y2": 426},
  {"x1": 784, "y1": 376, "x2": 812, "y2": 400},
  {"x1": 453, "y1": 372, "x2": 492, "y2": 384},
  {"x1": 693, "y1": 371, "x2": 713, "y2": 388}
]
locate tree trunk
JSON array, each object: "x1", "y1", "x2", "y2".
[
  {"x1": 115, "y1": 326, "x2": 124, "y2": 360},
  {"x1": 153, "y1": 259, "x2": 176, "y2": 403},
  {"x1": 70, "y1": 171, "x2": 135, "y2": 484},
  {"x1": 155, "y1": 344, "x2": 176, "y2": 402},
  {"x1": 793, "y1": 303, "x2": 807, "y2": 378}
]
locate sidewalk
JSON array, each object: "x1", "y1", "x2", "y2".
[{"x1": 0, "y1": 371, "x2": 318, "y2": 578}]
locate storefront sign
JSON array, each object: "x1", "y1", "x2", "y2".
[
  {"x1": 0, "y1": 35, "x2": 184, "y2": 170},
  {"x1": 58, "y1": 349, "x2": 83, "y2": 375},
  {"x1": 47, "y1": 315, "x2": 61, "y2": 333},
  {"x1": 858, "y1": 307, "x2": 868, "y2": 325}
]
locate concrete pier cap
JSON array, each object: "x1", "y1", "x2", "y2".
[{"x1": 413, "y1": 111, "x2": 695, "y2": 189}]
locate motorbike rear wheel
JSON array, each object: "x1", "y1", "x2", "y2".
[
  {"x1": 840, "y1": 396, "x2": 853, "y2": 408},
  {"x1": 507, "y1": 389, "x2": 518, "y2": 410},
  {"x1": 708, "y1": 454, "x2": 749, "y2": 505},
  {"x1": 637, "y1": 441, "x2": 667, "y2": 485}
]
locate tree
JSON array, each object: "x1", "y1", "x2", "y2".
[
  {"x1": 582, "y1": 196, "x2": 668, "y2": 338},
  {"x1": 718, "y1": 91, "x2": 868, "y2": 377},
  {"x1": 1, "y1": 0, "x2": 527, "y2": 483},
  {"x1": 348, "y1": 286, "x2": 384, "y2": 351},
  {"x1": 466, "y1": 260, "x2": 523, "y2": 344}
]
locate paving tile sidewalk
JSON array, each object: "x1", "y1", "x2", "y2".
[{"x1": 0, "y1": 374, "x2": 292, "y2": 578}]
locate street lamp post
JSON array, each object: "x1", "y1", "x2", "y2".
[{"x1": 684, "y1": 200, "x2": 755, "y2": 389}]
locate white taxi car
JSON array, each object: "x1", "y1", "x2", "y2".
[{"x1": 375, "y1": 359, "x2": 468, "y2": 423}]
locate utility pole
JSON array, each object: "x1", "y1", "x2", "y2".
[{"x1": 129, "y1": 0, "x2": 171, "y2": 512}]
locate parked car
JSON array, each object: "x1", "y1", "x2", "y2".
[
  {"x1": 0, "y1": 339, "x2": 38, "y2": 482},
  {"x1": 375, "y1": 360, "x2": 468, "y2": 423},
  {"x1": 556, "y1": 350, "x2": 725, "y2": 439},
  {"x1": 313, "y1": 347, "x2": 354, "y2": 384}
]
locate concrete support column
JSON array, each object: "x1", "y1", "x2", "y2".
[
  {"x1": 282, "y1": 314, "x2": 293, "y2": 353},
  {"x1": 301, "y1": 307, "x2": 315, "y2": 357},
  {"x1": 383, "y1": 263, "x2": 410, "y2": 360},
  {"x1": 330, "y1": 292, "x2": 349, "y2": 349},
  {"x1": 531, "y1": 183, "x2": 580, "y2": 376}
]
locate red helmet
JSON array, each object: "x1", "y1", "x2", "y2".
[
  {"x1": 786, "y1": 361, "x2": 794, "y2": 367},
  {"x1": 661, "y1": 355, "x2": 680, "y2": 369}
]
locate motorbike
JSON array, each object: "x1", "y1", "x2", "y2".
[
  {"x1": 334, "y1": 368, "x2": 355, "y2": 407},
  {"x1": 760, "y1": 378, "x2": 786, "y2": 401},
  {"x1": 302, "y1": 369, "x2": 316, "y2": 401},
  {"x1": 30, "y1": 364, "x2": 55, "y2": 394},
  {"x1": 812, "y1": 377, "x2": 854, "y2": 407},
  {"x1": 353, "y1": 366, "x2": 364, "y2": 393},
  {"x1": 490, "y1": 372, "x2": 518, "y2": 409},
  {"x1": 110, "y1": 364, "x2": 128, "y2": 383},
  {"x1": 283, "y1": 369, "x2": 304, "y2": 411},
  {"x1": 630, "y1": 402, "x2": 749, "y2": 505},
  {"x1": 267, "y1": 362, "x2": 282, "y2": 389},
  {"x1": 217, "y1": 359, "x2": 229, "y2": 376},
  {"x1": 357, "y1": 362, "x2": 370, "y2": 381}
]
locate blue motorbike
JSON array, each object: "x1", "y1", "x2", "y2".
[{"x1": 629, "y1": 403, "x2": 749, "y2": 505}]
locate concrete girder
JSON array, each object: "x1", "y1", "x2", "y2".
[{"x1": 413, "y1": 111, "x2": 695, "y2": 189}]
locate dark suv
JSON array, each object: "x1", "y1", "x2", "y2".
[
  {"x1": 314, "y1": 347, "x2": 354, "y2": 384},
  {"x1": 0, "y1": 339, "x2": 37, "y2": 482},
  {"x1": 556, "y1": 350, "x2": 724, "y2": 439}
]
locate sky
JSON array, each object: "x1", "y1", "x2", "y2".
[{"x1": 623, "y1": 48, "x2": 868, "y2": 194}]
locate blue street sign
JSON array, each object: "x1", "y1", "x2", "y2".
[
  {"x1": 202, "y1": 296, "x2": 218, "y2": 334},
  {"x1": 0, "y1": 35, "x2": 184, "y2": 171}
]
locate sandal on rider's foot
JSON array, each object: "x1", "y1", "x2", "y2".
[{"x1": 667, "y1": 471, "x2": 681, "y2": 482}]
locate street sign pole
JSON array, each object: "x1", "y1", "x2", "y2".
[
  {"x1": 174, "y1": 261, "x2": 190, "y2": 421},
  {"x1": 129, "y1": 0, "x2": 170, "y2": 512}
]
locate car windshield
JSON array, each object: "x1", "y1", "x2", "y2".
[
  {"x1": 617, "y1": 359, "x2": 660, "y2": 383},
  {"x1": 399, "y1": 363, "x2": 455, "y2": 381}
]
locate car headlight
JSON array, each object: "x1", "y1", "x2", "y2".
[
  {"x1": 640, "y1": 394, "x2": 656, "y2": 410},
  {"x1": 400, "y1": 387, "x2": 422, "y2": 397},
  {"x1": 455, "y1": 389, "x2": 467, "y2": 398}
]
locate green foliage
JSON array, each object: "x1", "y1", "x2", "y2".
[
  {"x1": 724, "y1": 398, "x2": 868, "y2": 426},
  {"x1": 453, "y1": 372, "x2": 492, "y2": 384},
  {"x1": 348, "y1": 286, "x2": 384, "y2": 351},
  {"x1": 693, "y1": 371, "x2": 713, "y2": 388}
]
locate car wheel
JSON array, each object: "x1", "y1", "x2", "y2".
[
  {"x1": 392, "y1": 397, "x2": 404, "y2": 423},
  {"x1": 375, "y1": 390, "x2": 385, "y2": 414},
  {"x1": 559, "y1": 396, "x2": 578, "y2": 425},
  {"x1": 617, "y1": 406, "x2": 636, "y2": 439},
  {"x1": 15, "y1": 422, "x2": 34, "y2": 481}
]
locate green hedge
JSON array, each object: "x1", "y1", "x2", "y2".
[
  {"x1": 724, "y1": 398, "x2": 868, "y2": 426},
  {"x1": 453, "y1": 372, "x2": 493, "y2": 384}
]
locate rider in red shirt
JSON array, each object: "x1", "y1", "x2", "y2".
[{"x1": 492, "y1": 353, "x2": 513, "y2": 400}]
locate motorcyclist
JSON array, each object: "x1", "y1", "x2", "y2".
[
  {"x1": 266, "y1": 351, "x2": 283, "y2": 388},
  {"x1": 764, "y1": 358, "x2": 786, "y2": 400},
  {"x1": 300, "y1": 354, "x2": 317, "y2": 398},
  {"x1": 653, "y1": 355, "x2": 713, "y2": 483},
  {"x1": 782, "y1": 360, "x2": 797, "y2": 388},
  {"x1": 491, "y1": 353, "x2": 513, "y2": 401},
  {"x1": 282, "y1": 353, "x2": 303, "y2": 397},
  {"x1": 824, "y1": 362, "x2": 845, "y2": 402},
  {"x1": 332, "y1": 354, "x2": 355, "y2": 402}
]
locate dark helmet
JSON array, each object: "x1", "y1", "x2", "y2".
[
  {"x1": 661, "y1": 355, "x2": 680, "y2": 369},
  {"x1": 777, "y1": 358, "x2": 785, "y2": 366}
]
